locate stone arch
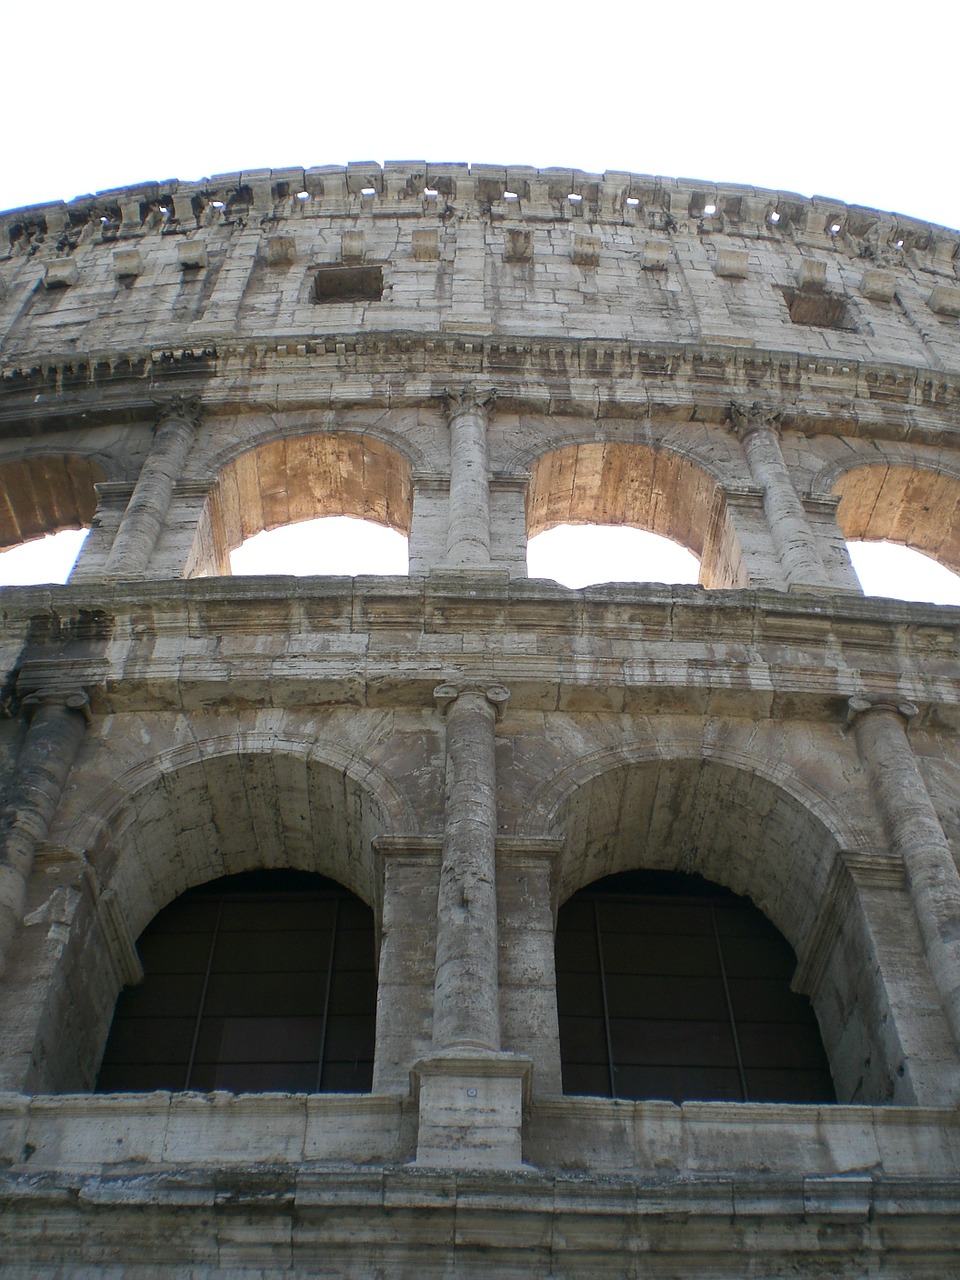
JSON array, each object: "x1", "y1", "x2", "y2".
[
  {"x1": 201, "y1": 414, "x2": 433, "y2": 479},
  {"x1": 525, "y1": 440, "x2": 737, "y2": 587},
  {"x1": 535, "y1": 749, "x2": 851, "y2": 948},
  {"x1": 71, "y1": 733, "x2": 411, "y2": 940},
  {"x1": 46, "y1": 736, "x2": 404, "y2": 1091},
  {"x1": 198, "y1": 431, "x2": 414, "y2": 574},
  {"x1": 534, "y1": 749, "x2": 887, "y2": 1101},
  {"x1": 0, "y1": 453, "x2": 107, "y2": 552},
  {"x1": 816, "y1": 457, "x2": 960, "y2": 576}
]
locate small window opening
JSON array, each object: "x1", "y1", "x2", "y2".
[
  {"x1": 296, "y1": 191, "x2": 311, "y2": 201},
  {"x1": 556, "y1": 869, "x2": 835, "y2": 1104},
  {"x1": 312, "y1": 265, "x2": 383, "y2": 303},
  {"x1": 231, "y1": 515, "x2": 408, "y2": 577},
  {"x1": 829, "y1": 222, "x2": 841, "y2": 234},
  {"x1": 423, "y1": 187, "x2": 439, "y2": 199},
  {"x1": 503, "y1": 190, "x2": 520, "y2": 201},
  {"x1": 528, "y1": 525, "x2": 699, "y2": 589},
  {"x1": 768, "y1": 210, "x2": 781, "y2": 223},
  {"x1": 568, "y1": 193, "x2": 583, "y2": 204},
  {"x1": 360, "y1": 186, "x2": 377, "y2": 198},
  {"x1": 781, "y1": 286, "x2": 854, "y2": 330},
  {"x1": 703, "y1": 203, "x2": 717, "y2": 216},
  {"x1": 0, "y1": 528, "x2": 88, "y2": 586},
  {"x1": 848, "y1": 541, "x2": 960, "y2": 605},
  {"x1": 625, "y1": 197, "x2": 640, "y2": 207},
  {"x1": 211, "y1": 200, "x2": 225, "y2": 210}
]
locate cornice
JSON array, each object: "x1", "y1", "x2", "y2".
[
  {"x1": 2, "y1": 163, "x2": 958, "y2": 268},
  {"x1": 6, "y1": 577, "x2": 960, "y2": 722},
  {"x1": 3, "y1": 334, "x2": 960, "y2": 451}
]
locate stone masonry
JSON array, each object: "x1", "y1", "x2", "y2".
[{"x1": 1, "y1": 163, "x2": 960, "y2": 1276}]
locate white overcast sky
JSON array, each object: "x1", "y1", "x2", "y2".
[
  {"x1": 2, "y1": 3, "x2": 959, "y2": 600},
  {"x1": 2, "y1": 4, "x2": 957, "y2": 232}
]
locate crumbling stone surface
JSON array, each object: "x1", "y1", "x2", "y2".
[{"x1": 0, "y1": 164, "x2": 959, "y2": 1276}]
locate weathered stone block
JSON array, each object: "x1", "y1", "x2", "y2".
[
  {"x1": 177, "y1": 240, "x2": 208, "y2": 269},
  {"x1": 715, "y1": 247, "x2": 749, "y2": 278},
  {"x1": 929, "y1": 283, "x2": 960, "y2": 316},
  {"x1": 412, "y1": 229, "x2": 439, "y2": 261},
  {"x1": 341, "y1": 230, "x2": 365, "y2": 264},
  {"x1": 112, "y1": 247, "x2": 143, "y2": 278},
  {"x1": 798, "y1": 258, "x2": 827, "y2": 291},
  {"x1": 42, "y1": 259, "x2": 78, "y2": 288},
  {"x1": 413, "y1": 1051, "x2": 531, "y2": 1170},
  {"x1": 641, "y1": 240, "x2": 670, "y2": 270},
  {"x1": 263, "y1": 234, "x2": 296, "y2": 266},
  {"x1": 860, "y1": 267, "x2": 896, "y2": 301},
  {"x1": 504, "y1": 230, "x2": 533, "y2": 262},
  {"x1": 572, "y1": 234, "x2": 600, "y2": 268}
]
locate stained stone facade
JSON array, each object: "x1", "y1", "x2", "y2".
[{"x1": 1, "y1": 163, "x2": 960, "y2": 1276}]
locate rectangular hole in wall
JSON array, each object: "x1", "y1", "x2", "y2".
[
  {"x1": 312, "y1": 265, "x2": 383, "y2": 303},
  {"x1": 780, "y1": 286, "x2": 855, "y2": 330}
]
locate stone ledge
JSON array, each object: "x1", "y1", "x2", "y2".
[{"x1": 2, "y1": 1092, "x2": 958, "y2": 1177}]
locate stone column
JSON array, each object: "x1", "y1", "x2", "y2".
[
  {"x1": 848, "y1": 697, "x2": 960, "y2": 1051},
  {"x1": 412, "y1": 681, "x2": 531, "y2": 1169},
  {"x1": 730, "y1": 401, "x2": 827, "y2": 589},
  {"x1": 0, "y1": 690, "x2": 91, "y2": 977},
  {"x1": 104, "y1": 395, "x2": 201, "y2": 575},
  {"x1": 431, "y1": 682, "x2": 507, "y2": 1051},
  {"x1": 444, "y1": 389, "x2": 495, "y2": 569}
]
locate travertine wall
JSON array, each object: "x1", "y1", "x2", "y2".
[{"x1": 1, "y1": 164, "x2": 960, "y2": 1277}]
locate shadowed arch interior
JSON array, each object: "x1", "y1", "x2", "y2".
[
  {"x1": 33, "y1": 751, "x2": 392, "y2": 1094},
  {"x1": 100, "y1": 751, "x2": 388, "y2": 943},
  {"x1": 833, "y1": 463, "x2": 960, "y2": 575},
  {"x1": 525, "y1": 442, "x2": 739, "y2": 587},
  {"x1": 97, "y1": 869, "x2": 377, "y2": 1094},
  {"x1": 556, "y1": 868, "x2": 834, "y2": 1103},
  {"x1": 0, "y1": 453, "x2": 104, "y2": 551},
  {"x1": 549, "y1": 757, "x2": 891, "y2": 1103}
]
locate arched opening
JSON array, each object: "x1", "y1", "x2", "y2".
[
  {"x1": 526, "y1": 442, "x2": 734, "y2": 587},
  {"x1": 0, "y1": 454, "x2": 102, "y2": 584},
  {"x1": 546, "y1": 756, "x2": 893, "y2": 1104},
  {"x1": 528, "y1": 524, "x2": 699, "y2": 588},
  {"x1": 31, "y1": 746, "x2": 397, "y2": 1095},
  {"x1": 834, "y1": 463, "x2": 960, "y2": 579},
  {"x1": 556, "y1": 868, "x2": 834, "y2": 1103},
  {"x1": 204, "y1": 433, "x2": 412, "y2": 577},
  {"x1": 231, "y1": 515, "x2": 408, "y2": 577},
  {"x1": 96, "y1": 869, "x2": 376, "y2": 1094},
  {"x1": 0, "y1": 528, "x2": 88, "y2": 585},
  {"x1": 846, "y1": 540, "x2": 960, "y2": 605}
]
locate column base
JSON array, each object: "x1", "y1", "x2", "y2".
[{"x1": 411, "y1": 1049, "x2": 532, "y2": 1169}]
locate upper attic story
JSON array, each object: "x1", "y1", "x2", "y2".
[{"x1": 1, "y1": 163, "x2": 959, "y2": 372}]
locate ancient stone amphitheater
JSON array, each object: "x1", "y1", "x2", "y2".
[{"x1": 1, "y1": 162, "x2": 960, "y2": 1277}]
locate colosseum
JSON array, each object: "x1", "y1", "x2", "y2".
[{"x1": 1, "y1": 161, "x2": 960, "y2": 1277}]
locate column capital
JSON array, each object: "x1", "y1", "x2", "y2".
[
  {"x1": 152, "y1": 392, "x2": 202, "y2": 429},
  {"x1": 728, "y1": 400, "x2": 782, "y2": 443},
  {"x1": 433, "y1": 682, "x2": 510, "y2": 721},
  {"x1": 846, "y1": 695, "x2": 919, "y2": 729},
  {"x1": 21, "y1": 688, "x2": 92, "y2": 724},
  {"x1": 443, "y1": 386, "x2": 497, "y2": 420}
]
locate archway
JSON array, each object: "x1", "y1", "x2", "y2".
[
  {"x1": 36, "y1": 745, "x2": 395, "y2": 1093},
  {"x1": 206, "y1": 433, "x2": 412, "y2": 576},
  {"x1": 97, "y1": 868, "x2": 376, "y2": 1094},
  {"x1": 547, "y1": 755, "x2": 888, "y2": 1103},
  {"x1": 526, "y1": 442, "x2": 733, "y2": 587},
  {"x1": 555, "y1": 867, "x2": 833, "y2": 1103},
  {"x1": 0, "y1": 454, "x2": 103, "y2": 583},
  {"x1": 833, "y1": 463, "x2": 960, "y2": 577}
]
